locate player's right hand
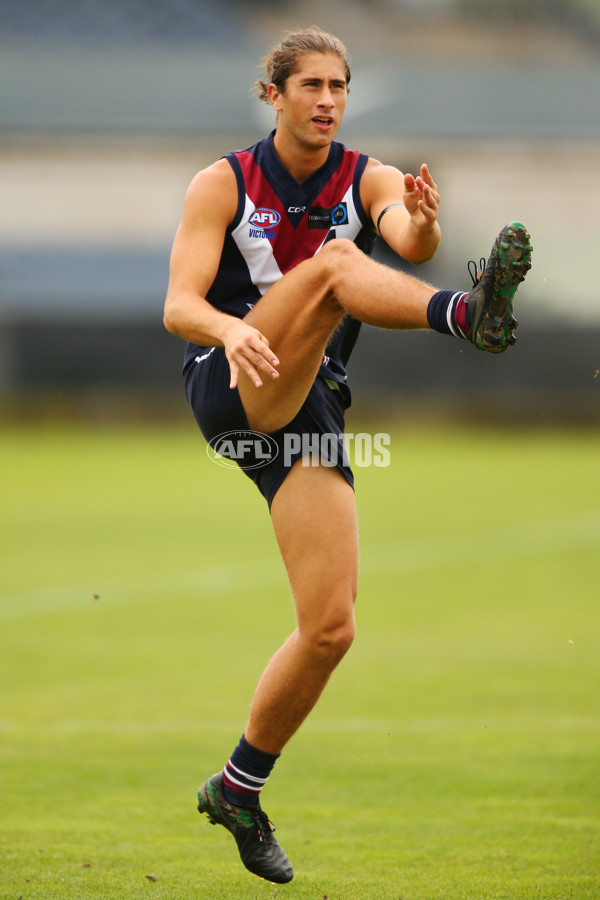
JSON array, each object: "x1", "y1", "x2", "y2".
[{"x1": 221, "y1": 319, "x2": 280, "y2": 390}]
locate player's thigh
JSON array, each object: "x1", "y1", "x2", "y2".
[
  {"x1": 270, "y1": 460, "x2": 358, "y2": 633},
  {"x1": 238, "y1": 247, "x2": 348, "y2": 433},
  {"x1": 244, "y1": 240, "x2": 362, "y2": 357}
]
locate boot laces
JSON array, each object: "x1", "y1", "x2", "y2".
[
  {"x1": 468, "y1": 257, "x2": 486, "y2": 287},
  {"x1": 252, "y1": 807, "x2": 275, "y2": 844}
]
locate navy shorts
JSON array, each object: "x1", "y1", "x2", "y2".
[{"x1": 184, "y1": 346, "x2": 354, "y2": 508}]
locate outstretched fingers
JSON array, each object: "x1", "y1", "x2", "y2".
[
  {"x1": 419, "y1": 163, "x2": 437, "y2": 190},
  {"x1": 403, "y1": 164, "x2": 440, "y2": 225},
  {"x1": 415, "y1": 165, "x2": 440, "y2": 221}
]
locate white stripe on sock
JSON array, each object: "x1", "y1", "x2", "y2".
[
  {"x1": 446, "y1": 291, "x2": 463, "y2": 338},
  {"x1": 226, "y1": 760, "x2": 269, "y2": 784},
  {"x1": 223, "y1": 769, "x2": 262, "y2": 792}
]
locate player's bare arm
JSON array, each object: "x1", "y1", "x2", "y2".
[
  {"x1": 164, "y1": 161, "x2": 280, "y2": 389},
  {"x1": 361, "y1": 159, "x2": 441, "y2": 264}
]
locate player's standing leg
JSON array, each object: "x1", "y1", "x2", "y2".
[
  {"x1": 197, "y1": 462, "x2": 359, "y2": 883},
  {"x1": 245, "y1": 461, "x2": 358, "y2": 752}
]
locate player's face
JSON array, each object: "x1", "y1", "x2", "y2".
[{"x1": 270, "y1": 52, "x2": 348, "y2": 151}]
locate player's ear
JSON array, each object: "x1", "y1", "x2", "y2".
[{"x1": 267, "y1": 82, "x2": 283, "y2": 112}]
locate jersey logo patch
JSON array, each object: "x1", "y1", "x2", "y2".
[
  {"x1": 248, "y1": 207, "x2": 281, "y2": 239},
  {"x1": 308, "y1": 202, "x2": 349, "y2": 229}
]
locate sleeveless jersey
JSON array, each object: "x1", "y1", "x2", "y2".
[{"x1": 183, "y1": 131, "x2": 376, "y2": 384}]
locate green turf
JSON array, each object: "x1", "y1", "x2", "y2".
[{"x1": 1, "y1": 422, "x2": 599, "y2": 899}]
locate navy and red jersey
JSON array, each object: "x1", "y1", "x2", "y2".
[{"x1": 183, "y1": 131, "x2": 376, "y2": 384}]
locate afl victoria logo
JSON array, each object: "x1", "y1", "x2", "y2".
[
  {"x1": 248, "y1": 208, "x2": 281, "y2": 230},
  {"x1": 207, "y1": 430, "x2": 279, "y2": 470}
]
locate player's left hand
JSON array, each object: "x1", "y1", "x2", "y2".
[{"x1": 403, "y1": 164, "x2": 440, "y2": 231}]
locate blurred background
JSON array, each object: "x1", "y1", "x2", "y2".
[{"x1": 1, "y1": 0, "x2": 599, "y2": 424}]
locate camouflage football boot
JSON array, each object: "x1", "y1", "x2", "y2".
[
  {"x1": 466, "y1": 221, "x2": 532, "y2": 353},
  {"x1": 197, "y1": 772, "x2": 293, "y2": 884}
]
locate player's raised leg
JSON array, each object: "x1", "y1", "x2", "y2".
[
  {"x1": 240, "y1": 223, "x2": 532, "y2": 434},
  {"x1": 239, "y1": 238, "x2": 434, "y2": 433}
]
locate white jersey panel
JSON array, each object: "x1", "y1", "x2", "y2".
[
  {"x1": 231, "y1": 194, "x2": 283, "y2": 297},
  {"x1": 314, "y1": 183, "x2": 363, "y2": 254}
]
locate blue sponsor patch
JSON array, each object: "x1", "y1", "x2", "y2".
[{"x1": 307, "y1": 202, "x2": 348, "y2": 228}]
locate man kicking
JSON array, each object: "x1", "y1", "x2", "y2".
[{"x1": 164, "y1": 27, "x2": 532, "y2": 884}]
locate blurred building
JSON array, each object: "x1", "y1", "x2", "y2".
[{"x1": 0, "y1": 0, "x2": 599, "y2": 420}]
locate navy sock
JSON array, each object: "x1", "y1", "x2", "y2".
[
  {"x1": 427, "y1": 290, "x2": 471, "y2": 338},
  {"x1": 222, "y1": 734, "x2": 279, "y2": 807}
]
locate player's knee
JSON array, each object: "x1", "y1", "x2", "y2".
[
  {"x1": 312, "y1": 239, "x2": 362, "y2": 316},
  {"x1": 319, "y1": 237, "x2": 361, "y2": 280},
  {"x1": 310, "y1": 610, "x2": 356, "y2": 664}
]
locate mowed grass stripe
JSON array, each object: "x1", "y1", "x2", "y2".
[{"x1": 1, "y1": 508, "x2": 598, "y2": 619}]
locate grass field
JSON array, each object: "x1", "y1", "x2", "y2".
[{"x1": 1, "y1": 421, "x2": 599, "y2": 899}]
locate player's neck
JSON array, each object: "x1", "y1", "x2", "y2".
[{"x1": 272, "y1": 129, "x2": 331, "y2": 184}]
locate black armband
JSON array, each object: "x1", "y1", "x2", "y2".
[{"x1": 375, "y1": 203, "x2": 404, "y2": 235}]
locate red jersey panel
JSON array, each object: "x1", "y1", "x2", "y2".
[{"x1": 185, "y1": 132, "x2": 375, "y2": 381}]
